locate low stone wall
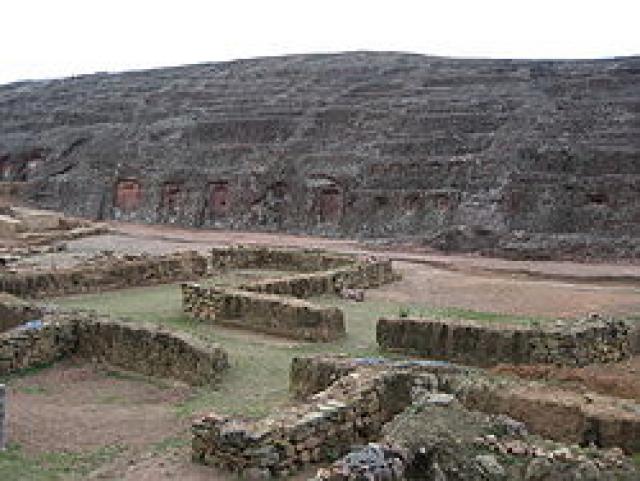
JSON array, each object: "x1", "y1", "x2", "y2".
[
  {"x1": 193, "y1": 354, "x2": 640, "y2": 477},
  {"x1": 289, "y1": 355, "x2": 462, "y2": 400},
  {"x1": 315, "y1": 399, "x2": 639, "y2": 481},
  {"x1": 458, "y1": 377, "x2": 640, "y2": 454},
  {"x1": 0, "y1": 317, "x2": 77, "y2": 374},
  {"x1": 0, "y1": 311, "x2": 229, "y2": 385},
  {"x1": 241, "y1": 260, "x2": 396, "y2": 299},
  {"x1": 210, "y1": 245, "x2": 353, "y2": 272},
  {"x1": 182, "y1": 283, "x2": 345, "y2": 342},
  {"x1": 0, "y1": 251, "x2": 207, "y2": 299},
  {"x1": 377, "y1": 317, "x2": 632, "y2": 367},
  {"x1": 0, "y1": 293, "x2": 43, "y2": 332},
  {"x1": 629, "y1": 323, "x2": 640, "y2": 354},
  {"x1": 74, "y1": 318, "x2": 229, "y2": 385},
  {"x1": 192, "y1": 367, "x2": 425, "y2": 477}
]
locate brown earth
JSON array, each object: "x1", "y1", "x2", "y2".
[
  {"x1": 491, "y1": 356, "x2": 640, "y2": 402},
  {"x1": 53, "y1": 222, "x2": 640, "y2": 319},
  {"x1": 7, "y1": 358, "x2": 193, "y2": 454},
  {"x1": 6, "y1": 222, "x2": 640, "y2": 478}
]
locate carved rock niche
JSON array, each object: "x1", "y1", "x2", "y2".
[
  {"x1": 160, "y1": 182, "x2": 182, "y2": 215},
  {"x1": 209, "y1": 181, "x2": 230, "y2": 216},
  {"x1": 115, "y1": 179, "x2": 142, "y2": 211}
]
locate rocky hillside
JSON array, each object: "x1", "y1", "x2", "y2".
[{"x1": 1, "y1": 52, "x2": 639, "y2": 259}]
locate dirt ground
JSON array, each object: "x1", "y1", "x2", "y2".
[
  {"x1": 491, "y1": 356, "x2": 640, "y2": 402},
  {"x1": 50, "y1": 222, "x2": 640, "y2": 319},
  {"x1": 8, "y1": 358, "x2": 193, "y2": 455},
  {"x1": 6, "y1": 222, "x2": 640, "y2": 479}
]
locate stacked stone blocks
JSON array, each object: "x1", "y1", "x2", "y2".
[
  {"x1": 184, "y1": 246, "x2": 397, "y2": 342},
  {"x1": 0, "y1": 311, "x2": 229, "y2": 385},
  {"x1": 377, "y1": 317, "x2": 632, "y2": 367},
  {"x1": 182, "y1": 284, "x2": 344, "y2": 342},
  {"x1": 0, "y1": 250, "x2": 207, "y2": 299}
]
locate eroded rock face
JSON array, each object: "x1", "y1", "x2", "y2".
[{"x1": 1, "y1": 52, "x2": 640, "y2": 259}]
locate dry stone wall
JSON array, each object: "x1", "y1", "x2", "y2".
[
  {"x1": 0, "y1": 317, "x2": 77, "y2": 373},
  {"x1": 193, "y1": 353, "x2": 640, "y2": 477},
  {"x1": 0, "y1": 311, "x2": 229, "y2": 385},
  {"x1": 192, "y1": 367, "x2": 426, "y2": 477},
  {"x1": 210, "y1": 246, "x2": 353, "y2": 272},
  {"x1": 182, "y1": 283, "x2": 345, "y2": 342},
  {"x1": 241, "y1": 260, "x2": 396, "y2": 298},
  {"x1": 185, "y1": 247, "x2": 396, "y2": 341},
  {"x1": 315, "y1": 400, "x2": 639, "y2": 481},
  {"x1": 377, "y1": 317, "x2": 632, "y2": 367},
  {"x1": 0, "y1": 250, "x2": 206, "y2": 298},
  {"x1": 456, "y1": 376, "x2": 640, "y2": 454},
  {"x1": 0, "y1": 293, "x2": 43, "y2": 332}
]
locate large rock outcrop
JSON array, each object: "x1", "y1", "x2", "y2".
[{"x1": 1, "y1": 52, "x2": 639, "y2": 259}]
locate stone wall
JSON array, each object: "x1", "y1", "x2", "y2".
[
  {"x1": 74, "y1": 318, "x2": 229, "y2": 385},
  {"x1": 192, "y1": 367, "x2": 425, "y2": 477},
  {"x1": 186, "y1": 247, "x2": 396, "y2": 341},
  {"x1": 240, "y1": 259, "x2": 396, "y2": 299},
  {"x1": 0, "y1": 293, "x2": 43, "y2": 332},
  {"x1": 0, "y1": 317, "x2": 77, "y2": 373},
  {"x1": 289, "y1": 355, "x2": 462, "y2": 400},
  {"x1": 210, "y1": 246, "x2": 353, "y2": 272},
  {"x1": 457, "y1": 376, "x2": 640, "y2": 454},
  {"x1": 0, "y1": 250, "x2": 207, "y2": 298},
  {"x1": 182, "y1": 283, "x2": 345, "y2": 342},
  {"x1": 377, "y1": 317, "x2": 632, "y2": 367},
  {"x1": 193, "y1": 354, "x2": 640, "y2": 477},
  {"x1": 0, "y1": 311, "x2": 229, "y2": 385},
  {"x1": 315, "y1": 399, "x2": 639, "y2": 481}
]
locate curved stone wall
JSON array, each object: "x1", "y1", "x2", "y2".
[
  {"x1": 0, "y1": 311, "x2": 229, "y2": 385},
  {"x1": 184, "y1": 246, "x2": 397, "y2": 341}
]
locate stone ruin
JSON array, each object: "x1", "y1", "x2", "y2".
[
  {"x1": 193, "y1": 355, "x2": 640, "y2": 480},
  {"x1": 377, "y1": 316, "x2": 638, "y2": 367},
  {"x1": 0, "y1": 205, "x2": 108, "y2": 245},
  {"x1": 0, "y1": 309, "x2": 229, "y2": 385},
  {"x1": 183, "y1": 245, "x2": 397, "y2": 341},
  {"x1": 0, "y1": 243, "x2": 638, "y2": 479},
  {"x1": 1, "y1": 52, "x2": 640, "y2": 261}
]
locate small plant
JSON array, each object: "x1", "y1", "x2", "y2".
[{"x1": 398, "y1": 306, "x2": 411, "y2": 318}]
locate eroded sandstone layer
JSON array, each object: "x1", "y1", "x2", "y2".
[{"x1": 1, "y1": 52, "x2": 639, "y2": 259}]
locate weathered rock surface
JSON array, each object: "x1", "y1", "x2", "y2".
[{"x1": 1, "y1": 52, "x2": 640, "y2": 259}]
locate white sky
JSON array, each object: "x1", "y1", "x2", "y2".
[{"x1": 1, "y1": 0, "x2": 639, "y2": 85}]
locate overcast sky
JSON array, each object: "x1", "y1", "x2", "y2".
[{"x1": 1, "y1": 0, "x2": 639, "y2": 85}]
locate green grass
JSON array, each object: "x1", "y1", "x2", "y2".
[
  {"x1": 53, "y1": 281, "x2": 540, "y2": 420},
  {"x1": 15, "y1": 384, "x2": 49, "y2": 395},
  {"x1": 2, "y1": 276, "x2": 546, "y2": 480},
  {"x1": 0, "y1": 443, "x2": 124, "y2": 481}
]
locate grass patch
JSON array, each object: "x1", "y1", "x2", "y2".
[
  {"x1": 15, "y1": 384, "x2": 49, "y2": 395},
  {"x1": 149, "y1": 435, "x2": 190, "y2": 454},
  {"x1": 52, "y1": 282, "x2": 543, "y2": 420},
  {"x1": 0, "y1": 443, "x2": 124, "y2": 481},
  {"x1": 0, "y1": 363, "x2": 55, "y2": 385}
]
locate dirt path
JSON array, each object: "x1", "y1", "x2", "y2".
[{"x1": 61, "y1": 223, "x2": 640, "y2": 319}]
